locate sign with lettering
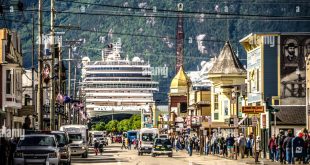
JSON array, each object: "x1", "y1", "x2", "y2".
[
  {"x1": 242, "y1": 106, "x2": 264, "y2": 114},
  {"x1": 94, "y1": 105, "x2": 149, "y2": 112}
]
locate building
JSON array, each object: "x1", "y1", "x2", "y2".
[
  {"x1": 81, "y1": 39, "x2": 158, "y2": 127},
  {"x1": 20, "y1": 70, "x2": 38, "y2": 130},
  {"x1": 168, "y1": 66, "x2": 190, "y2": 134},
  {"x1": 207, "y1": 41, "x2": 246, "y2": 136},
  {"x1": 240, "y1": 32, "x2": 310, "y2": 158},
  {"x1": 240, "y1": 33, "x2": 309, "y2": 134},
  {"x1": 0, "y1": 29, "x2": 23, "y2": 130}
]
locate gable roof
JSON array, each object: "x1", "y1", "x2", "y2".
[{"x1": 208, "y1": 41, "x2": 246, "y2": 74}]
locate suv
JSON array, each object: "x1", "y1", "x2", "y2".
[
  {"x1": 151, "y1": 138, "x2": 173, "y2": 157},
  {"x1": 51, "y1": 131, "x2": 71, "y2": 165},
  {"x1": 14, "y1": 134, "x2": 60, "y2": 165}
]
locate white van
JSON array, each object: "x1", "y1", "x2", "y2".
[
  {"x1": 60, "y1": 125, "x2": 89, "y2": 158},
  {"x1": 138, "y1": 128, "x2": 159, "y2": 155}
]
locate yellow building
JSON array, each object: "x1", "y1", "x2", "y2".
[{"x1": 207, "y1": 41, "x2": 246, "y2": 132}]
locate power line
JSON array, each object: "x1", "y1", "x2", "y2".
[
  {"x1": 20, "y1": 8, "x2": 310, "y2": 21},
  {"x1": 55, "y1": 0, "x2": 310, "y2": 18}
]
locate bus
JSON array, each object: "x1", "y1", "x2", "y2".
[{"x1": 125, "y1": 130, "x2": 139, "y2": 144}]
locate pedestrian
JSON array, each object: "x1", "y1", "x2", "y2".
[
  {"x1": 128, "y1": 139, "x2": 131, "y2": 150},
  {"x1": 226, "y1": 134, "x2": 234, "y2": 159},
  {"x1": 121, "y1": 138, "x2": 126, "y2": 150},
  {"x1": 292, "y1": 132, "x2": 306, "y2": 164},
  {"x1": 276, "y1": 130, "x2": 286, "y2": 163},
  {"x1": 255, "y1": 136, "x2": 262, "y2": 162},
  {"x1": 99, "y1": 140, "x2": 104, "y2": 155},
  {"x1": 283, "y1": 129, "x2": 294, "y2": 164},
  {"x1": 205, "y1": 136, "x2": 210, "y2": 155},
  {"x1": 94, "y1": 139, "x2": 99, "y2": 156},
  {"x1": 189, "y1": 137, "x2": 194, "y2": 156},
  {"x1": 246, "y1": 133, "x2": 254, "y2": 158},
  {"x1": 238, "y1": 133, "x2": 246, "y2": 159},
  {"x1": 268, "y1": 135, "x2": 277, "y2": 161}
]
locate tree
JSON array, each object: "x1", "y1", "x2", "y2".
[
  {"x1": 91, "y1": 121, "x2": 106, "y2": 131},
  {"x1": 105, "y1": 120, "x2": 119, "y2": 133},
  {"x1": 117, "y1": 119, "x2": 131, "y2": 132},
  {"x1": 129, "y1": 114, "x2": 141, "y2": 130}
]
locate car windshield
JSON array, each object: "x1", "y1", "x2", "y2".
[
  {"x1": 53, "y1": 133, "x2": 68, "y2": 144},
  {"x1": 19, "y1": 136, "x2": 56, "y2": 147},
  {"x1": 94, "y1": 135, "x2": 102, "y2": 138},
  {"x1": 155, "y1": 139, "x2": 172, "y2": 146},
  {"x1": 128, "y1": 132, "x2": 137, "y2": 137},
  {"x1": 141, "y1": 133, "x2": 155, "y2": 142},
  {"x1": 69, "y1": 134, "x2": 82, "y2": 141}
]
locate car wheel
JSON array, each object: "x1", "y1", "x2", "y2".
[
  {"x1": 168, "y1": 153, "x2": 172, "y2": 157},
  {"x1": 152, "y1": 153, "x2": 156, "y2": 157}
]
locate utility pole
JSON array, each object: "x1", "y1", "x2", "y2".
[
  {"x1": 37, "y1": 0, "x2": 43, "y2": 130},
  {"x1": 32, "y1": 3, "x2": 36, "y2": 130},
  {"x1": 58, "y1": 43, "x2": 62, "y2": 129},
  {"x1": 64, "y1": 40, "x2": 82, "y2": 125},
  {"x1": 67, "y1": 47, "x2": 72, "y2": 124},
  {"x1": 50, "y1": 0, "x2": 56, "y2": 130},
  {"x1": 73, "y1": 66, "x2": 77, "y2": 124}
]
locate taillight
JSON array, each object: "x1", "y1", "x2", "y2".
[{"x1": 140, "y1": 140, "x2": 141, "y2": 145}]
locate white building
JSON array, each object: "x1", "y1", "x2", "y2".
[{"x1": 81, "y1": 39, "x2": 158, "y2": 125}]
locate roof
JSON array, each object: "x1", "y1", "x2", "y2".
[
  {"x1": 208, "y1": 41, "x2": 246, "y2": 74},
  {"x1": 170, "y1": 66, "x2": 191, "y2": 88},
  {"x1": 270, "y1": 105, "x2": 306, "y2": 125}
]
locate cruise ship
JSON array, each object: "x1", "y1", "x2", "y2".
[{"x1": 81, "y1": 39, "x2": 159, "y2": 119}]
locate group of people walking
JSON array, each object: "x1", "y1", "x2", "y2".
[
  {"x1": 172, "y1": 134, "x2": 201, "y2": 156},
  {"x1": 268, "y1": 129, "x2": 310, "y2": 164},
  {"x1": 205, "y1": 132, "x2": 261, "y2": 160},
  {"x1": 170, "y1": 128, "x2": 310, "y2": 164},
  {"x1": 121, "y1": 137, "x2": 139, "y2": 150}
]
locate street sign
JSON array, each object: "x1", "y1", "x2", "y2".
[{"x1": 252, "y1": 116, "x2": 258, "y2": 126}]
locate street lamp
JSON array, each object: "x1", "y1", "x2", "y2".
[{"x1": 271, "y1": 110, "x2": 279, "y2": 136}]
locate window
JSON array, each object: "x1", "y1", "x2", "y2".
[
  {"x1": 214, "y1": 94, "x2": 219, "y2": 110},
  {"x1": 214, "y1": 113, "x2": 219, "y2": 120},
  {"x1": 6, "y1": 70, "x2": 11, "y2": 94}
]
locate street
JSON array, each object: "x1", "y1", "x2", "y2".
[{"x1": 72, "y1": 143, "x2": 249, "y2": 165}]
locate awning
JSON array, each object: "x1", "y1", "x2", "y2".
[{"x1": 271, "y1": 105, "x2": 306, "y2": 125}]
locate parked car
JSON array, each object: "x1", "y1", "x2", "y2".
[
  {"x1": 51, "y1": 131, "x2": 71, "y2": 165},
  {"x1": 13, "y1": 134, "x2": 60, "y2": 165},
  {"x1": 151, "y1": 138, "x2": 173, "y2": 157}
]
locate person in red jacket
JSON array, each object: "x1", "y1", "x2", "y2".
[{"x1": 268, "y1": 135, "x2": 277, "y2": 161}]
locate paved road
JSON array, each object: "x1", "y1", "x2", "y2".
[{"x1": 71, "y1": 143, "x2": 259, "y2": 165}]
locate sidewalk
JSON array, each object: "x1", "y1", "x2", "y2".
[{"x1": 176, "y1": 149, "x2": 280, "y2": 165}]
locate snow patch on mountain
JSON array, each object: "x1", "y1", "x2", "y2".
[{"x1": 196, "y1": 34, "x2": 207, "y2": 54}]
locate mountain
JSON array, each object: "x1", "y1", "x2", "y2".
[{"x1": 2, "y1": 0, "x2": 310, "y2": 104}]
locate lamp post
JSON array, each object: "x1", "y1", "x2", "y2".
[{"x1": 272, "y1": 111, "x2": 277, "y2": 136}]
